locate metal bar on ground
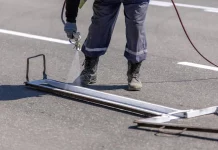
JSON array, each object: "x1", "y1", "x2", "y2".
[
  {"x1": 133, "y1": 115, "x2": 180, "y2": 123},
  {"x1": 185, "y1": 106, "x2": 218, "y2": 118},
  {"x1": 134, "y1": 121, "x2": 218, "y2": 133},
  {"x1": 25, "y1": 79, "x2": 182, "y2": 116},
  {"x1": 25, "y1": 79, "x2": 218, "y2": 124},
  {"x1": 135, "y1": 106, "x2": 218, "y2": 123},
  {"x1": 24, "y1": 54, "x2": 218, "y2": 134}
]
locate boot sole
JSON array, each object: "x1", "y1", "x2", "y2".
[{"x1": 81, "y1": 79, "x2": 97, "y2": 86}]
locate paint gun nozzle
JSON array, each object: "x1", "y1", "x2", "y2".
[{"x1": 69, "y1": 32, "x2": 81, "y2": 51}]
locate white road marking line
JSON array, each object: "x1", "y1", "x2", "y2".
[
  {"x1": 205, "y1": 9, "x2": 218, "y2": 13},
  {"x1": 178, "y1": 62, "x2": 218, "y2": 72},
  {"x1": 0, "y1": 1, "x2": 217, "y2": 45},
  {"x1": 0, "y1": 29, "x2": 70, "y2": 45},
  {"x1": 150, "y1": 1, "x2": 172, "y2": 7},
  {"x1": 150, "y1": 0, "x2": 218, "y2": 13}
]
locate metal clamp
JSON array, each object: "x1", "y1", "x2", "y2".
[{"x1": 26, "y1": 54, "x2": 47, "y2": 82}]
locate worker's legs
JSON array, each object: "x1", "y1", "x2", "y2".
[
  {"x1": 123, "y1": 0, "x2": 149, "y2": 63},
  {"x1": 123, "y1": 0, "x2": 150, "y2": 90},
  {"x1": 81, "y1": 0, "x2": 121, "y2": 57},
  {"x1": 80, "y1": 0, "x2": 121, "y2": 85}
]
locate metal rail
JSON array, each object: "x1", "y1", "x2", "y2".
[
  {"x1": 135, "y1": 121, "x2": 218, "y2": 134},
  {"x1": 25, "y1": 79, "x2": 180, "y2": 116},
  {"x1": 24, "y1": 54, "x2": 218, "y2": 134}
]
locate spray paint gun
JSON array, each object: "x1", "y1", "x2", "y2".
[
  {"x1": 61, "y1": 0, "x2": 84, "y2": 51},
  {"x1": 71, "y1": 0, "x2": 87, "y2": 51},
  {"x1": 69, "y1": 32, "x2": 82, "y2": 51}
]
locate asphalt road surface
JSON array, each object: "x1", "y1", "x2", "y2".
[{"x1": 1, "y1": 0, "x2": 218, "y2": 149}]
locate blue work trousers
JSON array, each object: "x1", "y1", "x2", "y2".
[{"x1": 81, "y1": 0, "x2": 150, "y2": 63}]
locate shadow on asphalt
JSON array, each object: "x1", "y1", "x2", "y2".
[
  {"x1": 0, "y1": 84, "x2": 129, "y2": 101},
  {"x1": 0, "y1": 85, "x2": 45, "y2": 101},
  {"x1": 86, "y1": 84, "x2": 128, "y2": 91},
  {"x1": 129, "y1": 126, "x2": 218, "y2": 142},
  {"x1": 0, "y1": 84, "x2": 149, "y2": 118}
]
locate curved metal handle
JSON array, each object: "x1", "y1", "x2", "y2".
[{"x1": 26, "y1": 54, "x2": 47, "y2": 82}]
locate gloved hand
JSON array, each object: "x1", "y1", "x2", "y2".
[{"x1": 64, "y1": 22, "x2": 77, "y2": 39}]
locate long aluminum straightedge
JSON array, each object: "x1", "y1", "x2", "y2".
[{"x1": 25, "y1": 54, "x2": 218, "y2": 133}]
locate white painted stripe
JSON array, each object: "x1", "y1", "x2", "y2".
[
  {"x1": 175, "y1": 3, "x2": 207, "y2": 10},
  {"x1": 150, "y1": 0, "x2": 218, "y2": 13},
  {"x1": 0, "y1": 29, "x2": 70, "y2": 45},
  {"x1": 150, "y1": 1, "x2": 172, "y2": 7},
  {"x1": 178, "y1": 62, "x2": 218, "y2": 71},
  {"x1": 205, "y1": 9, "x2": 218, "y2": 13}
]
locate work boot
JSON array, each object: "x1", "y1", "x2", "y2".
[
  {"x1": 127, "y1": 61, "x2": 143, "y2": 91},
  {"x1": 80, "y1": 56, "x2": 99, "y2": 85}
]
